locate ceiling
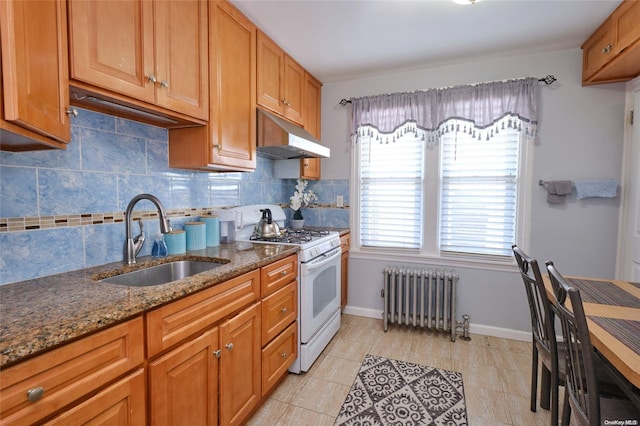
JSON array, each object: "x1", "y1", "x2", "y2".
[{"x1": 230, "y1": 0, "x2": 621, "y2": 83}]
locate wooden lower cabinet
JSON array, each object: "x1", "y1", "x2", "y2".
[
  {"x1": 1, "y1": 259, "x2": 300, "y2": 426},
  {"x1": 149, "y1": 327, "x2": 219, "y2": 426},
  {"x1": 43, "y1": 369, "x2": 146, "y2": 425},
  {"x1": 261, "y1": 322, "x2": 297, "y2": 395},
  {"x1": 0, "y1": 317, "x2": 144, "y2": 425},
  {"x1": 148, "y1": 302, "x2": 262, "y2": 426},
  {"x1": 340, "y1": 232, "x2": 350, "y2": 310},
  {"x1": 219, "y1": 302, "x2": 262, "y2": 426}
]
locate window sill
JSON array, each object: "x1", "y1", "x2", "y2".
[{"x1": 349, "y1": 247, "x2": 518, "y2": 273}]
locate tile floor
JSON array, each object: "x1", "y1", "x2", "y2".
[{"x1": 247, "y1": 314, "x2": 558, "y2": 425}]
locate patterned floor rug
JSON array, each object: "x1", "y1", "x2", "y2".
[{"x1": 335, "y1": 354, "x2": 468, "y2": 426}]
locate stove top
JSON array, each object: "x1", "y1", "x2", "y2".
[
  {"x1": 226, "y1": 204, "x2": 342, "y2": 262},
  {"x1": 250, "y1": 228, "x2": 332, "y2": 245}
]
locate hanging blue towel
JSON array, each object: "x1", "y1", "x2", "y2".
[{"x1": 574, "y1": 179, "x2": 618, "y2": 200}]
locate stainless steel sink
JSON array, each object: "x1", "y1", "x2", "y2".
[{"x1": 100, "y1": 260, "x2": 224, "y2": 287}]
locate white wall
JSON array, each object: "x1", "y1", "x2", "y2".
[{"x1": 319, "y1": 49, "x2": 626, "y2": 337}]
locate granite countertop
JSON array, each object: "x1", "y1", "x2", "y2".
[{"x1": 0, "y1": 242, "x2": 298, "y2": 368}]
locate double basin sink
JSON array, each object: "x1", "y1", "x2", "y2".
[{"x1": 97, "y1": 258, "x2": 228, "y2": 287}]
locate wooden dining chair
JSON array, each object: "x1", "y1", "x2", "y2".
[
  {"x1": 545, "y1": 261, "x2": 640, "y2": 426},
  {"x1": 512, "y1": 245, "x2": 563, "y2": 426}
]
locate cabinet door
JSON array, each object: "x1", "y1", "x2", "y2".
[
  {"x1": 68, "y1": 0, "x2": 155, "y2": 103},
  {"x1": 301, "y1": 158, "x2": 321, "y2": 180},
  {"x1": 220, "y1": 303, "x2": 261, "y2": 426},
  {"x1": 209, "y1": 1, "x2": 257, "y2": 170},
  {"x1": 257, "y1": 31, "x2": 284, "y2": 115},
  {"x1": 304, "y1": 73, "x2": 322, "y2": 139},
  {"x1": 282, "y1": 55, "x2": 304, "y2": 125},
  {"x1": 0, "y1": 0, "x2": 70, "y2": 144},
  {"x1": 612, "y1": 0, "x2": 640, "y2": 56},
  {"x1": 149, "y1": 327, "x2": 219, "y2": 426},
  {"x1": 43, "y1": 369, "x2": 146, "y2": 425},
  {"x1": 154, "y1": 0, "x2": 208, "y2": 120},
  {"x1": 581, "y1": 19, "x2": 614, "y2": 81}
]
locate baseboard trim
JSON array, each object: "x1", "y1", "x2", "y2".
[{"x1": 341, "y1": 306, "x2": 531, "y2": 342}]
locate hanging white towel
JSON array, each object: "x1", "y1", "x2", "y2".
[{"x1": 574, "y1": 179, "x2": 618, "y2": 200}]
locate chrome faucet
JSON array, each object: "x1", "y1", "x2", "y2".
[{"x1": 123, "y1": 193, "x2": 172, "y2": 264}]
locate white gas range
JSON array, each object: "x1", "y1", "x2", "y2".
[{"x1": 228, "y1": 204, "x2": 342, "y2": 373}]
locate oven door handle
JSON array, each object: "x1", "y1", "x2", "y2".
[{"x1": 304, "y1": 247, "x2": 341, "y2": 272}]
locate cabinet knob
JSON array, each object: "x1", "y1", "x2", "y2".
[
  {"x1": 213, "y1": 144, "x2": 222, "y2": 151},
  {"x1": 147, "y1": 74, "x2": 158, "y2": 83},
  {"x1": 213, "y1": 349, "x2": 221, "y2": 358},
  {"x1": 281, "y1": 99, "x2": 290, "y2": 106},
  {"x1": 602, "y1": 44, "x2": 612, "y2": 54},
  {"x1": 27, "y1": 387, "x2": 44, "y2": 402},
  {"x1": 280, "y1": 352, "x2": 287, "y2": 358},
  {"x1": 225, "y1": 343, "x2": 234, "y2": 351},
  {"x1": 65, "y1": 108, "x2": 78, "y2": 117},
  {"x1": 160, "y1": 80, "x2": 169, "y2": 89},
  {"x1": 280, "y1": 270, "x2": 287, "y2": 276},
  {"x1": 280, "y1": 307, "x2": 288, "y2": 314}
]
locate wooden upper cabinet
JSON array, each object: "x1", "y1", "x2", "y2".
[
  {"x1": 304, "y1": 72, "x2": 322, "y2": 139},
  {"x1": 283, "y1": 55, "x2": 305, "y2": 124},
  {"x1": 68, "y1": 0, "x2": 208, "y2": 122},
  {"x1": 0, "y1": 0, "x2": 71, "y2": 151},
  {"x1": 257, "y1": 31, "x2": 304, "y2": 125},
  {"x1": 153, "y1": 0, "x2": 209, "y2": 119},
  {"x1": 581, "y1": 0, "x2": 640, "y2": 85},
  {"x1": 302, "y1": 72, "x2": 322, "y2": 180},
  {"x1": 168, "y1": 0, "x2": 257, "y2": 172}
]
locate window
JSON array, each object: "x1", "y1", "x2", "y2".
[
  {"x1": 350, "y1": 78, "x2": 538, "y2": 260},
  {"x1": 359, "y1": 125, "x2": 425, "y2": 249},
  {"x1": 439, "y1": 122, "x2": 521, "y2": 257},
  {"x1": 356, "y1": 120, "x2": 526, "y2": 259}
]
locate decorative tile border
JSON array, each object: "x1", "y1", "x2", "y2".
[{"x1": 0, "y1": 204, "x2": 348, "y2": 233}]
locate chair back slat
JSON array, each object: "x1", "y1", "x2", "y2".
[
  {"x1": 547, "y1": 262, "x2": 600, "y2": 426},
  {"x1": 512, "y1": 246, "x2": 557, "y2": 354}
]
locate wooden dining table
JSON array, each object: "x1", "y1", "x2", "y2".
[{"x1": 542, "y1": 275, "x2": 640, "y2": 403}]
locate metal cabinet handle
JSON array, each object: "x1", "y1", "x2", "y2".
[
  {"x1": 148, "y1": 74, "x2": 158, "y2": 83},
  {"x1": 280, "y1": 307, "x2": 287, "y2": 314},
  {"x1": 213, "y1": 144, "x2": 222, "y2": 151},
  {"x1": 280, "y1": 352, "x2": 287, "y2": 358},
  {"x1": 160, "y1": 80, "x2": 169, "y2": 89},
  {"x1": 225, "y1": 343, "x2": 233, "y2": 351},
  {"x1": 281, "y1": 99, "x2": 290, "y2": 106},
  {"x1": 27, "y1": 387, "x2": 44, "y2": 402},
  {"x1": 213, "y1": 349, "x2": 221, "y2": 358},
  {"x1": 66, "y1": 108, "x2": 78, "y2": 117},
  {"x1": 280, "y1": 270, "x2": 287, "y2": 276},
  {"x1": 602, "y1": 44, "x2": 612, "y2": 54}
]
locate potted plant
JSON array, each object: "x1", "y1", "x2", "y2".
[{"x1": 289, "y1": 178, "x2": 317, "y2": 229}]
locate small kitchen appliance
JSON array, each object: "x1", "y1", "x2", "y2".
[{"x1": 229, "y1": 204, "x2": 342, "y2": 373}]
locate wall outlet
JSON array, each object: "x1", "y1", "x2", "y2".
[{"x1": 336, "y1": 195, "x2": 344, "y2": 208}]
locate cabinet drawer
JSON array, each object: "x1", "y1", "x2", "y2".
[
  {"x1": 0, "y1": 316, "x2": 144, "y2": 426},
  {"x1": 261, "y1": 322, "x2": 297, "y2": 396},
  {"x1": 261, "y1": 282, "x2": 297, "y2": 346},
  {"x1": 261, "y1": 254, "x2": 297, "y2": 297},
  {"x1": 43, "y1": 369, "x2": 146, "y2": 425},
  {"x1": 147, "y1": 269, "x2": 260, "y2": 357}
]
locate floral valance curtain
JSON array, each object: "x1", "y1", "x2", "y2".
[{"x1": 351, "y1": 77, "x2": 540, "y2": 143}]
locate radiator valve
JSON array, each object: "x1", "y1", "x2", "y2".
[{"x1": 456, "y1": 314, "x2": 471, "y2": 341}]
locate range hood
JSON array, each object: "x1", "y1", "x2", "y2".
[{"x1": 257, "y1": 108, "x2": 330, "y2": 159}]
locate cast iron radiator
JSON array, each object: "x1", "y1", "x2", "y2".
[{"x1": 382, "y1": 266, "x2": 459, "y2": 341}]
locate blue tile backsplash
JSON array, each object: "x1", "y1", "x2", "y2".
[{"x1": 0, "y1": 108, "x2": 349, "y2": 285}]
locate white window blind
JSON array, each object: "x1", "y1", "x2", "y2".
[
  {"x1": 360, "y1": 126, "x2": 425, "y2": 249},
  {"x1": 440, "y1": 124, "x2": 520, "y2": 257}
]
